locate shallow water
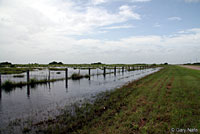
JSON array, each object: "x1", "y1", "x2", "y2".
[
  {"x1": 0, "y1": 68, "x2": 161, "y2": 129},
  {"x1": 1, "y1": 68, "x2": 110, "y2": 83}
]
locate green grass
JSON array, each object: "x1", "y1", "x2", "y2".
[{"x1": 29, "y1": 65, "x2": 200, "y2": 134}]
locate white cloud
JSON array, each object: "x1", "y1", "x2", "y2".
[
  {"x1": 119, "y1": 5, "x2": 141, "y2": 20},
  {"x1": 168, "y1": 17, "x2": 182, "y2": 21},
  {"x1": 90, "y1": 0, "x2": 151, "y2": 4},
  {"x1": 0, "y1": 0, "x2": 140, "y2": 36},
  {"x1": 131, "y1": 0, "x2": 151, "y2": 2},
  {"x1": 102, "y1": 25, "x2": 134, "y2": 29},
  {"x1": 1, "y1": 26, "x2": 200, "y2": 64},
  {"x1": 91, "y1": 0, "x2": 107, "y2": 5}
]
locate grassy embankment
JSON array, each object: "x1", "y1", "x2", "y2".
[{"x1": 31, "y1": 65, "x2": 200, "y2": 134}]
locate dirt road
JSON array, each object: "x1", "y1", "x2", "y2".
[{"x1": 181, "y1": 65, "x2": 200, "y2": 70}]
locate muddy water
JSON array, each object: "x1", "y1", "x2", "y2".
[{"x1": 0, "y1": 68, "x2": 161, "y2": 129}]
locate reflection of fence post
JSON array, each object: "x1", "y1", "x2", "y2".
[
  {"x1": 103, "y1": 67, "x2": 106, "y2": 76},
  {"x1": 88, "y1": 68, "x2": 91, "y2": 76},
  {"x1": 27, "y1": 70, "x2": 30, "y2": 83},
  {"x1": 27, "y1": 84, "x2": 30, "y2": 97},
  {"x1": 114, "y1": 66, "x2": 116, "y2": 75}
]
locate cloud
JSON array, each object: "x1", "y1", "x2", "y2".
[
  {"x1": 184, "y1": 0, "x2": 200, "y2": 2},
  {"x1": 91, "y1": 0, "x2": 107, "y2": 5},
  {"x1": 168, "y1": 17, "x2": 182, "y2": 21},
  {"x1": 0, "y1": 0, "x2": 199, "y2": 64},
  {"x1": 119, "y1": 5, "x2": 141, "y2": 20},
  {"x1": 102, "y1": 25, "x2": 134, "y2": 29},
  {"x1": 0, "y1": 0, "x2": 140, "y2": 37},
  {"x1": 1, "y1": 26, "x2": 200, "y2": 64},
  {"x1": 131, "y1": 0, "x2": 151, "y2": 2}
]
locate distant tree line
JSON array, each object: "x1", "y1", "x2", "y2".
[
  {"x1": 49, "y1": 61, "x2": 64, "y2": 65},
  {"x1": 91, "y1": 62, "x2": 102, "y2": 65},
  {"x1": 184, "y1": 62, "x2": 200, "y2": 65},
  {"x1": 0, "y1": 62, "x2": 13, "y2": 67}
]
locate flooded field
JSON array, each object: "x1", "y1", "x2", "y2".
[{"x1": 0, "y1": 67, "x2": 161, "y2": 130}]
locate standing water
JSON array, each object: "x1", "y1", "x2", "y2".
[{"x1": 0, "y1": 67, "x2": 161, "y2": 130}]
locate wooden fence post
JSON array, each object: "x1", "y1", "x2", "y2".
[
  {"x1": 122, "y1": 66, "x2": 124, "y2": 72},
  {"x1": 65, "y1": 68, "x2": 68, "y2": 80},
  {"x1": 48, "y1": 69, "x2": 50, "y2": 81},
  {"x1": 65, "y1": 68, "x2": 68, "y2": 88},
  {"x1": 114, "y1": 66, "x2": 116, "y2": 75},
  {"x1": 27, "y1": 70, "x2": 30, "y2": 83},
  {"x1": 103, "y1": 67, "x2": 106, "y2": 76}
]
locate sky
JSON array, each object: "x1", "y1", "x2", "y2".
[{"x1": 0, "y1": 0, "x2": 200, "y2": 64}]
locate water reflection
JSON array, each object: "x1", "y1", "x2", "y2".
[
  {"x1": 48, "y1": 82, "x2": 51, "y2": 89},
  {"x1": 27, "y1": 84, "x2": 30, "y2": 98},
  {"x1": 103, "y1": 74, "x2": 106, "y2": 80},
  {"x1": 65, "y1": 78, "x2": 68, "y2": 89}
]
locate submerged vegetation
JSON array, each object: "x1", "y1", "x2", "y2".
[
  {"x1": 71, "y1": 73, "x2": 90, "y2": 80},
  {"x1": 13, "y1": 74, "x2": 25, "y2": 78},
  {"x1": 1, "y1": 78, "x2": 64, "y2": 91},
  {"x1": 13, "y1": 65, "x2": 200, "y2": 134}
]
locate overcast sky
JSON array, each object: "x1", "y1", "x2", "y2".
[{"x1": 0, "y1": 0, "x2": 200, "y2": 64}]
